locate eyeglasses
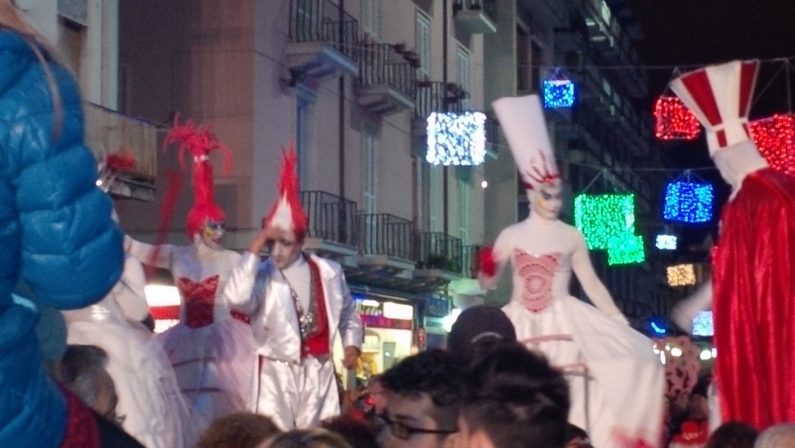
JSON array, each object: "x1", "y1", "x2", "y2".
[{"x1": 383, "y1": 415, "x2": 458, "y2": 441}]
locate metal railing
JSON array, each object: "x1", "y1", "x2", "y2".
[
  {"x1": 358, "y1": 43, "x2": 417, "y2": 100},
  {"x1": 289, "y1": 0, "x2": 360, "y2": 63},
  {"x1": 415, "y1": 81, "x2": 468, "y2": 119},
  {"x1": 358, "y1": 213, "x2": 416, "y2": 261},
  {"x1": 300, "y1": 191, "x2": 358, "y2": 246},
  {"x1": 462, "y1": 244, "x2": 482, "y2": 278},
  {"x1": 452, "y1": 0, "x2": 497, "y2": 23},
  {"x1": 416, "y1": 232, "x2": 463, "y2": 274}
]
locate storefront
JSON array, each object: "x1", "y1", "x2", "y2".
[{"x1": 351, "y1": 291, "x2": 416, "y2": 380}]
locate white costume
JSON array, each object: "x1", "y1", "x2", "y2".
[
  {"x1": 224, "y1": 149, "x2": 363, "y2": 430},
  {"x1": 481, "y1": 95, "x2": 664, "y2": 447},
  {"x1": 63, "y1": 255, "x2": 191, "y2": 448}
]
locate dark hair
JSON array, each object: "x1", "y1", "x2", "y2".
[
  {"x1": 320, "y1": 416, "x2": 379, "y2": 448},
  {"x1": 196, "y1": 412, "x2": 281, "y2": 448},
  {"x1": 447, "y1": 306, "x2": 517, "y2": 361},
  {"x1": 60, "y1": 344, "x2": 112, "y2": 407},
  {"x1": 705, "y1": 421, "x2": 758, "y2": 448},
  {"x1": 462, "y1": 343, "x2": 570, "y2": 448},
  {"x1": 381, "y1": 349, "x2": 467, "y2": 429}
]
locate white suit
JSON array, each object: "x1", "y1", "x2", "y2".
[{"x1": 225, "y1": 252, "x2": 363, "y2": 429}]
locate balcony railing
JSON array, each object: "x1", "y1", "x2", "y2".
[
  {"x1": 358, "y1": 213, "x2": 415, "y2": 261},
  {"x1": 358, "y1": 43, "x2": 417, "y2": 101},
  {"x1": 462, "y1": 244, "x2": 482, "y2": 278},
  {"x1": 301, "y1": 191, "x2": 358, "y2": 247},
  {"x1": 289, "y1": 0, "x2": 359, "y2": 64},
  {"x1": 414, "y1": 81, "x2": 468, "y2": 119},
  {"x1": 416, "y1": 232, "x2": 463, "y2": 274}
]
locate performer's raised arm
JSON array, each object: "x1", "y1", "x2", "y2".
[{"x1": 570, "y1": 224, "x2": 628, "y2": 324}]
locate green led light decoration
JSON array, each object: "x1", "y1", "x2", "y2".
[{"x1": 574, "y1": 193, "x2": 646, "y2": 265}]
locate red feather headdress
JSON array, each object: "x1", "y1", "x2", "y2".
[{"x1": 263, "y1": 145, "x2": 307, "y2": 240}]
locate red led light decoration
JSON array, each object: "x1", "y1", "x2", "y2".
[{"x1": 654, "y1": 95, "x2": 701, "y2": 141}]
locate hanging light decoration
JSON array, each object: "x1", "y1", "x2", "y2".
[
  {"x1": 655, "y1": 233, "x2": 678, "y2": 250},
  {"x1": 663, "y1": 174, "x2": 714, "y2": 224},
  {"x1": 748, "y1": 113, "x2": 795, "y2": 176},
  {"x1": 654, "y1": 95, "x2": 701, "y2": 141},
  {"x1": 543, "y1": 69, "x2": 575, "y2": 109},
  {"x1": 666, "y1": 263, "x2": 696, "y2": 287},
  {"x1": 574, "y1": 193, "x2": 645, "y2": 265},
  {"x1": 426, "y1": 111, "x2": 487, "y2": 166}
]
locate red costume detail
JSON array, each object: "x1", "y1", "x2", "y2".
[
  {"x1": 178, "y1": 275, "x2": 219, "y2": 329},
  {"x1": 514, "y1": 250, "x2": 561, "y2": 313},
  {"x1": 263, "y1": 147, "x2": 308, "y2": 240},
  {"x1": 303, "y1": 257, "x2": 330, "y2": 357},
  {"x1": 477, "y1": 246, "x2": 497, "y2": 277},
  {"x1": 59, "y1": 388, "x2": 100, "y2": 448},
  {"x1": 670, "y1": 420, "x2": 709, "y2": 446},
  {"x1": 711, "y1": 168, "x2": 795, "y2": 428}
]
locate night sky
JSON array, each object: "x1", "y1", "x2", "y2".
[{"x1": 624, "y1": 0, "x2": 795, "y2": 251}]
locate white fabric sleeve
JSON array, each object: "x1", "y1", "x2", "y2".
[
  {"x1": 114, "y1": 255, "x2": 150, "y2": 322},
  {"x1": 222, "y1": 251, "x2": 261, "y2": 313},
  {"x1": 570, "y1": 230, "x2": 629, "y2": 324},
  {"x1": 672, "y1": 281, "x2": 713, "y2": 332},
  {"x1": 337, "y1": 267, "x2": 363, "y2": 350},
  {"x1": 125, "y1": 234, "x2": 174, "y2": 270}
]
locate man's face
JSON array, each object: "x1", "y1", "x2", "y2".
[
  {"x1": 369, "y1": 380, "x2": 388, "y2": 415},
  {"x1": 267, "y1": 228, "x2": 303, "y2": 269},
  {"x1": 528, "y1": 180, "x2": 563, "y2": 220},
  {"x1": 383, "y1": 393, "x2": 458, "y2": 448},
  {"x1": 200, "y1": 219, "x2": 225, "y2": 250}
]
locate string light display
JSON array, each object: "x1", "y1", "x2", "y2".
[
  {"x1": 655, "y1": 234, "x2": 678, "y2": 250},
  {"x1": 653, "y1": 95, "x2": 701, "y2": 141},
  {"x1": 663, "y1": 179, "x2": 714, "y2": 223},
  {"x1": 426, "y1": 112, "x2": 487, "y2": 166},
  {"x1": 692, "y1": 311, "x2": 714, "y2": 337},
  {"x1": 666, "y1": 263, "x2": 696, "y2": 287},
  {"x1": 574, "y1": 193, "x2": 645, "y2": 265},
  {"x1": 748, "y1": 113, "x2": 795, "y2": 176},
  {"x1": 543, "y1": 79, "x2": 575, "y2": 109}
]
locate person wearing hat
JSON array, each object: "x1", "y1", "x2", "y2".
[
  {"x1": 126, "y1": 118, "x2": 257, "y2": 439},
  {"x1": 479, "y1": 95, "x2": 664, "y2": 447},
  {"x1": 669, "y1": 60, "x2": 795, "y2": 430},
  {"x1": 446, "y1": 305, "x2": 516, "y2": 362},
  {"x1": 224, "y1": 149, "x2": 363, "y2": 430}
]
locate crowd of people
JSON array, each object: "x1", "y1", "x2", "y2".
[{"x1": 1, "y1": 1, "x2": 795, "y2": 447}]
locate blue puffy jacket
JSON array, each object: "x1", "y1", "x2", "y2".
[{"x1": 0, "y1": 29, "x2": 123, "y2": 447}]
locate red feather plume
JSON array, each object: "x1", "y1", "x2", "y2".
[{"x1": 263, "y1": 144, "x2": 307, "y2": 240}]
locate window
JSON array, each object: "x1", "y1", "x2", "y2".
[
  {"x1": 456, "y1": 45, "x2": 470, "y2": 109},
  {"x1": 429, "y1": 166, "x2": 443, "y2": 232},
  {"x1": 457, "y1": 174, "x2": 470, "y2": 244},
  {"x1": 416, "y1": 11, "x2": 431, "y2": 80},
  {"x1": 362, "y1": 0, "x2": 381, "y2": 39},
  {"x1": 296, "y1": 99, "x2": 312, "y2": 188},
  {"x1": 362, "y1": 127, "x2": 378, "y2": 214}
]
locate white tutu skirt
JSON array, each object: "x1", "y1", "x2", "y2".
[
  {"x1": 68, "y1": 320, "x2": 191, "y2": 448},
  {"x1": 158, "y1": 318, "x2": 257, "y2": 436}
]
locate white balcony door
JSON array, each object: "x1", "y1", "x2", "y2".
[
  {"x1": 362, "y1": 0, "x2": 381, "y2": 39},
  {"x1": 416, "y1": 11, "x2": 431, "y2": 80},
  {"x1": 362, "y1": 126, "x2": 378, "y2": 214},
  {"x1": 296, "y1": 98, "x2": 312, "y2": 189},
  {"x1": 456, "y1": 44, "x2": 470, "y2": 109},
  {"x1": 429, "y1": 166, "x2": 443, "y2": 232},
  {"x1": 457, "y1": 173, "x2": 470, "y2": 244}
]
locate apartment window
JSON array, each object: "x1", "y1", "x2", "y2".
[
  {"x1": 416, "y1": 11, "x2": 431, "y2": 80},
  {"x1": 457, "y1": 175, "x2": 470, "y2": 244},
  {"x1": 362, "y1": 127, "x2": 378, "y2": 214},
  {"x1": 362, "y1": 0, "x2": 381, "y2": 39},
  {"x1": 429, "y1": 166, "x2": 443, "y2": 232},
  {"x1": 456, "y1": 45, "x2": 470, "y2": 109},
  {"x1": 296, "y1": 99, "x2": 312, "y2": 188}
]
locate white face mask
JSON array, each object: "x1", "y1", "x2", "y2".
[
  {"x1": 13, "y1": 0, "x2": 59, "y2": 43},
  {"x1": 528, "y1": 180, "x2": 563, "y2": 220}
]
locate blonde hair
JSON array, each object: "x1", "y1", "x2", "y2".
[{"x1": 0, "y1": 0, "x2": 64, "y2": 138}]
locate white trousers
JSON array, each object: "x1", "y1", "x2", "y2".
[{"x1": 255, "y1": 356, "x2": 340, "y2": 430}]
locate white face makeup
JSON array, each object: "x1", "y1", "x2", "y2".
[
  {"x1": 200, "y1": 219, "x2": 225, "y2": 250},
  {"x1": 267, "y1": 228, "x2": 303, "y2": 270},
  {"x1": 528, "y1": 179, "x2": 563, "y2": 220}
]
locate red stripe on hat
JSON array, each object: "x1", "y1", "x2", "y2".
[
  {"x1": 679, "y1": 70, "x2": 724, "y2": 126},
  {"x1": 738, "y1": 61, "x2": 759, "y2": 117}
]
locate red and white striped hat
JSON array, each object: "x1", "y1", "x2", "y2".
[{"x1": 670, "y1": 60, "x2": 760, "y2": 155}]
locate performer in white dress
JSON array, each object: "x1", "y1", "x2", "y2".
[
  {"x1": 479, "y1": 95, "x2": 664, "y2": 447},
  {"x1": 126, "y1": 118, "x2": 256, "y2": 437}
]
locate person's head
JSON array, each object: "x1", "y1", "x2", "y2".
[
  {"x1": 196, "y1": 412, "x2": 281, "y2": 448},
  {"x1": 527, "y1": 177, "x2": 563, "y2": 221},
  {"x1": 261, "y1": 427, "x2": 352, "y2": 448},
  {"x1": 457, "y1": 343, "x2": 570, "y2": 448},
  {"x1": 198, "y1": 218, "x2": 226, "y2": 250},
  {"x1": 381, "y1": 349, "x2": 467, "y2": 448},
  {"x1": 321, "y1": 416, "x2": 379, "y2": 448},
  {"x1": 265, "y1": 225, "x2": 304, "y2": 269},
  {"x1": 367, "y1": 374, "x2": 388, "y2": 416},
  {"x1": 705, "y1": 421, "x2": 758, "y2": 448},
  {"x1": 59, "y1": 345, "x2": 120, "y2": 424},
  {"x1": 447, "y1": 306, "x2": 517, "y2": 362},
  {"x1": 754, "y1": 423, "x2": 795, "y2": 448}
]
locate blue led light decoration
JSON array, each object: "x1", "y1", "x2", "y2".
[
  {"x1": 655, "y1": 234, "x2": 678, "y2": 250},
  {"x1": 663, "y1": 173, "x2": 715, "y2": 224},
  {"x1": 426, "y1": 112, "x2": 487, "y2": 166},
  {"x1": 574, "y1": 193, "x2": 646, "y2": 265},
  {"x1": 543, "y1": 79, "x2": 575, "y2": 109}
]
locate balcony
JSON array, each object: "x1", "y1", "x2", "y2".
[
  {"x1": 300, "y1": 191, "x2": 359, "y2": 264},
  {"x1": 413, "y1": 232, "x2": 464, "y2": 290},
  {"x1": 286, "y1": 0, "x2": 359, "y2": 83},
  {"x1": 351, "y1": 213, "x2": 416, "y2": 288},
  {"x1": 453, "y1": 0, "x2": 497, "y2": 35},
  {"x1": 84, "y1": 103, "x2": 160, "y2": 201},
  {"x1": 462, "y1": 244, "x2": 482, "y2": 279},
  {"x1": 412, "y1": 81, "x2": 469, "y2": 137},
  {"x1": 356, "y1": 43, "x2": 417, "y2": 116}
]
